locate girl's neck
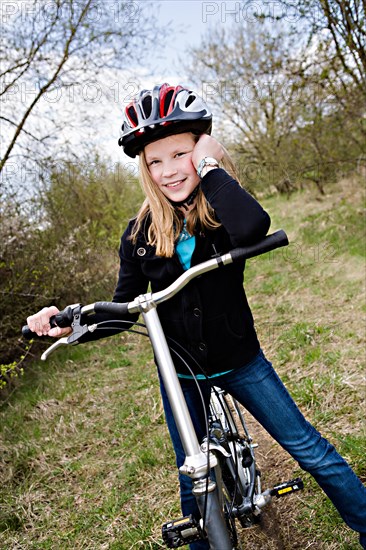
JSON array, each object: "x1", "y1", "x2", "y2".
[
  {"x1": 171, "y1": 185, "x2": 200, "y2": 213},
  {"x1": 178, "y1": 200, "x2": 197, "y2": 215}
]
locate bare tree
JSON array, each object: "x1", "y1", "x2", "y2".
[
  {"x1": 272, "y1": 0, "x2": 366, "y2": 96},
  {"x1": 253, "y1": 0, "x2": 366, "y2": 144},
  {"x1": 185, "y1": 6, "x2": 365, "y2": 193},
  {"x1": 0, "y1": 0, "x2": 163, "y2": 177},
  {"x1": 186, "y1": 22, "x2": 306, "y2": 191}
]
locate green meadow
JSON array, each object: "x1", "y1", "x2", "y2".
[{"x1": 1, "y1": 175, "x2": 365, "y2": 549}]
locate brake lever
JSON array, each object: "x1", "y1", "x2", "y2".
[
  {"x1": 41, "y1": 337, "x2": 71, "y2": 361},
  {"x1": 41, "y1": 304, "x2": 90, "y2": 361}
]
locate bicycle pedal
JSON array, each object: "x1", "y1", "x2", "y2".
[
  {"x1": 271, "y1": 477, "x2": 304, "y2": 498},
  {"x1": 162, "y1": 515, "x2": 205, "y2": 548}
]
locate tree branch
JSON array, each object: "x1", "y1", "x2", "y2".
[{"x1": 0, "y1": 0, "x2": 92, "y2": 174}]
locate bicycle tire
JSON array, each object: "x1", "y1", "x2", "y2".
[{"x1": 208, "y1": 388, "x2": 261, "y2": 545}]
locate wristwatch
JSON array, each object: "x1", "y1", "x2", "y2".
[{"x1": 197, "y1": 157, "x2": 219, "y2": 178}]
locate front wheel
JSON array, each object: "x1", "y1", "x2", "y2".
[
  {"x1": 209, "y1": 388, "x2": 261, "y2": 541},
  {"x1": 193, "y1": 477, "x2": 237, "y2": 550}
]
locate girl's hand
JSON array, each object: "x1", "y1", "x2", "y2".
[
  {"x1": 192, "y1": 134, "x2": 224, "y2": 172},
  {"x1": 26, "y1": 306, "x2": 72, "y2": 338}
]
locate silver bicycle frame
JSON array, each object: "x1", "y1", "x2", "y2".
[
  {"x1": 143, "y1": 306, "x2": 211, "y2": 473},
  {"x1": 138, "y1": 304, "x2": 234, "y2": 549},
  {"x1": 125, "y1": 255, "x2": 232, "y2": 477},
  {"x1": 128, "y1": 256, "x2": 235, "y2": 548}
]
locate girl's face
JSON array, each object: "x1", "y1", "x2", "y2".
[{"x1": 144, "y1": 133, "x2": 200, "y2": 205}]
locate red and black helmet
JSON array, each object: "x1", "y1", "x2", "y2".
[{"x1": 118, "y1": 83, "x2": 212, "y2": 158}]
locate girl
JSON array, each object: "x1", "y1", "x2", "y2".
[{"x1": 27, "y1": 84, "x2": 366, "y2": 549}]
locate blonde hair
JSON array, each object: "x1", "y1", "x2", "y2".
[{"x1": 130, "y1": 136, "x2": 240, "y2": 257}]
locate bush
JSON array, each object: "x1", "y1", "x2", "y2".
[{"x1": 0, "y1": 155, "x2": 143, "y2": 389}]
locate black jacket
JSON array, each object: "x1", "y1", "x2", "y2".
[{"x1": 92, "y1": 168, "x2": 271, "y2": 376}]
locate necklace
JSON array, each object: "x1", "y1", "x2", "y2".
[{"x1": 177, "y1": 219, "x2": 192, "y2": 243}]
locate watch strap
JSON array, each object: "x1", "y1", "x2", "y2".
[{"x1": 197, "y1": 157, "x2": 219, "y2": 178}]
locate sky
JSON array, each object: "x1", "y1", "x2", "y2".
[
  {"x1": 99, "y1": 0, "x2": 302, "y2": 164},
  {"x1": 124, "y1": 0, "x2": 272, "y2": 85},
  {"x1": 140, "y1": 0, "x2": 293, "y2": 79},
  {"x1": 151, "y1": 0, "x2": 212, "y2": 79}
]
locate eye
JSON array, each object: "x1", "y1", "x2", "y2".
[
  {"x1": 175, "y1": 150, "x2": 191, "y2": 158},
  {"x1": 148, "y1": 159, "x2": 160, "y2": 166}
]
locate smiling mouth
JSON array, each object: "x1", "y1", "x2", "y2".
[{"x1": 165, "y1": 178, "x2": 186, "y2": 188}]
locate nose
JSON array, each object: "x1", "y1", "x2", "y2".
[{"x1": 162, "y1": 160, "x2": 178, "y2": 179}]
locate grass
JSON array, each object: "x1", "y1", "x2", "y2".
[
  {"x1": 243, "y1": 174, "x2": 365, "y2": 548},
  {"x1": 0, "y1": 339, "x2": 178, "y2": 549},
  {"x1": 1, "y1": 174, "x2": 365, "y2": 549}
]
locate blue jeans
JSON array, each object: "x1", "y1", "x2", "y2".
[{"x1": 159, "y1": 351, "x2": 366, "y2": 549}]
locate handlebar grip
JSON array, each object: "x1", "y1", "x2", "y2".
[
  {"x1": 22, "y1": 325, "x2": 38, "y2": 339},
  {"x1": 230, "y1": 230, "x2": 289, "y2": 262},
  {"x1": 94, "y1": 301, "x2": 130, "y2": 316}
]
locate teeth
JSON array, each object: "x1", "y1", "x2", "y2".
[{"x1": 167, "y1": 181, "x2": 182, "y2": 187}]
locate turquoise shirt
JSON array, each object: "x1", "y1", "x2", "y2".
[{"x1": 176, "y1": 220, "x2": 195, "y2": 270}]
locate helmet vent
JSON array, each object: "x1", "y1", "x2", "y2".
[
  {"x1": 141, "y1": 96, "x2": 152, "y2": 119},
  {"x1": 185, "y1": 94, "x2": 196, "y2": 108},
  {"x1": 127, "y1": 105, "x2": 138, "y2": 126},
  {"x1": 163, "y1": 90, "x2": 174, "y2": 116}
]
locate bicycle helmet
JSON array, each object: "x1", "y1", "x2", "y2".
[{"x1": 119, "y1": 83, "x2": 212, "y2": 158}]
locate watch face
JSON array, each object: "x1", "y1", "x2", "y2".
[{"x1": 197, "y1": 157, "x2": 219, "y2": 177}]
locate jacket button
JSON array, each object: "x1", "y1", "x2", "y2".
[
  {"x1": 137, "y1": 247, "x2": 146, "y2": 256},
  {"x1": 198, "y1": 342, "x2": 206, "y2": 352},
  {"x1": 193, "y1": 308, "x2": 201, "y2": 317}
]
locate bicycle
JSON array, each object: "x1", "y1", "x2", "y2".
[{"x1": 23, "y1": 229, "x2": 304, "y2": 549}]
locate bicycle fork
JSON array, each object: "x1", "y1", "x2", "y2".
[{"x1": 141, "y1": 301, "x2": 234, "y2": 549}]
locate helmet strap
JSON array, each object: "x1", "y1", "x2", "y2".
[{"x1": 169, "y1": 185, "x2": 200, "y2": 211}]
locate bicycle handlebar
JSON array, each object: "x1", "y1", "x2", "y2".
[
  {"x1": 93, "y1": 301, "x2": 129, "y2": 316},
  {"x1": 22, "y1": 230, "x2": 288, "y2": 340},
  {"x1": 229, "y1": 229, "x2": 288, "y2": 262}
]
